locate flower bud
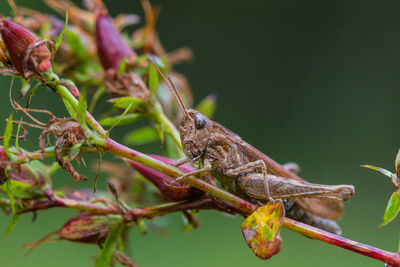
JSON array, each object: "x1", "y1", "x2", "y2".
[
  {"x1": 126, "y1": 155, "x2": 204, "y2": 201},
  {"x1": 0, "y1": 146, "x2": 50, "y2": 196},
  {"x1": 95, "y1": 11, "x2": 136, "y2": 70},
  {"x1": 24, "y1": 212, "x2": 121, "y2": 254},
  {"x1": 57, "y1": 213, "x2": 114, "y2": 243},
  {"x1": 0, "y1": 19, "x2": 52, "y2": 77},
  {"x1": 0, "y1": 162, "x2": 50, "y2": 198},
  {"x1": 10, "y1": 165, "x2": 45, "y2": 187}
]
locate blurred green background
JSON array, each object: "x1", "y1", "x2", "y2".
[{"x1": 1, "y1": 0, "x2": 400, "y2": 266}]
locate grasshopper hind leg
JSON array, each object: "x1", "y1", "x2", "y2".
[{"x1": 225, "y1": 144, "x2": 274, "y2": 202}]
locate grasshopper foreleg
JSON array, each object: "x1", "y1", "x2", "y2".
[
  {"x1": 170, "y1": 166, "x2": 211, "y2": 184},
  {"x1": 172, "y1": 155, "x2": 202, "y2": 167},
  {"x1": 172, "y1": 158, "x2": 191, "y2": 167}
]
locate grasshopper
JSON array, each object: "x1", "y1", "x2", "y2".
[{"x1": 149, "y1": 58, "x2": 354, "y2": 233}]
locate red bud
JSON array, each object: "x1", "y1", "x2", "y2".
[
  {"x1": 57, "y1": 213, "x2": 111, "y2": 244},
  {"x1": 0, "y1": 149, "x2": 48, "y2": 195},
  {"x1": 38, "y1": 59, "x2": 51, "y2": 72},
  {"x1": 127, "y1": 155, "x2": 203, "y2": 201},
  {"x1": 10, "y1": 165, "x2": 45, "y2": 187},
  {"x1": 0, "y1": 146, "x2": 6, "y2": 159},
  {"x1": 95, "y1": 12, "x2": 136, "y2": 70},
  {"x1": 0, "y1": 20, "x2": 52, "y2": 77},
  {"x1": 24, "y1": 212, "x2": 118, "y2": 254}
]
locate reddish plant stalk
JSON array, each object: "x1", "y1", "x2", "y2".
[
  {"x1": 283, "y1": 218, "x2": 400, "y2": 266},
  {"x1": 18, "y1": 195, "x2": 223, "y2": 220}
]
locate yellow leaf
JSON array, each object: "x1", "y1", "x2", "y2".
[{"x1": 241, "y1": 200, "x2": 284, "y2": 260}]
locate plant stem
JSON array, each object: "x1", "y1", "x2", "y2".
[
  {"x1": 15, "y1": 146, "x2": 100, "y2": 164},
  {"x1": 283, "y1": 218, "x2": 400, "y2": 266},
  {"x1": 18, "y1": 196, "x2": 216, "y2": 220},
  {"x1": 42, "y1": 71, "x2": 107, "y2": 138},
  {"x1": 150, "y1": 100, "x2": 183, "y2": 151}
]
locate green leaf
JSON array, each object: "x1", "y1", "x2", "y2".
[
  {"x1": 1, "y1": 177, "x2": 42, "y2": 199},
  {"x1": 108, "y1": 96, "x2": 147, "y2": 111},
  {"x1": 3, "y1": 114, "x2": 13, "y2": 158},
  {"x1": 69, "y1": 142, "x2": 83, "y2": 160},
  {"x1": 380, "y1": 189, "x2": 400, "y2": 228},
  {"x1": 95, "y1": 223, "x2": 125, "y2": 267},
  {"x1": 89, "y1": 85, "x2": 106, "y2": 113},
  {"x1": 106, "y1": 103, "x2": 133, "y2": 137},
  {"x1": 63, "y1": 98, "x2": 77, "y2": 118},
  {"x1": 24, "y1": 159, "x2": 48, "y2": 181},
  {"x1": 241, "y1": 200, "x2": 284, "y2": 260},
  {"x1": 66, "y1": 29, "x2": 89, "y2": 61},
  {"x1": 148, "y1": 62, "x2": 159, "y2": 94},
  {"x1": 118, "y1": 58, "x2": 127, "y2": 75},
  {"x1": 361, "y1": 165, "x2": 396, "y2": 180},
  {"x1": 99, "y1": 113, "x2": 142, "y2": 126},
  {"x1": 14, "y1": 120, "x2": 22, "y2": 151},
  {"x1": 47, "y1": 162, "x2": 60, "y2": 176},
  {"x1": 5, "y1": 178, "x2": 16, "y2": 221},
  {"x1": 6, "y1": 214, "x2": 20, "y2": 236},
  {"x1": 195, "y1": 94, "x2": 217, "y2": 118},
  {"x1": 19, "y1": 79, "x2": 31, "y2": 98},
  {"x1": 156, "y1": 123, "x2": 165, "y2": 145},
  {"x1": 26, "y1": 83, "x2": 41, "y2": 108},
  {"x1": 123, "y1": 126, "x2": 159, "y2": 145},
  {"x1": 78, "y1": 95, "x2": 87, "y2": 127},
  {"x1": 55, "y1": 13, "x2": 69, "y2": 52}
]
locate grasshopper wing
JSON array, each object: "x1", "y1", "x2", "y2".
[{"x1": 238, "y1": 141, "x2": 351, "y2": 220}]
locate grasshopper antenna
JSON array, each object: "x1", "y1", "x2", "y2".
[{"x1": 147, "y1": 55, "x2": 190, "y2": 118}]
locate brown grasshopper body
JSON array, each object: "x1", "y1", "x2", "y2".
[
  {"x1": 179, "y1": 109, "x2": 354, "y2": 213},
  {"x1": 149, "y1": 58, "x2": 354, "y2": 233}
]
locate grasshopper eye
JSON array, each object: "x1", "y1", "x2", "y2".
[{"x1": 194, "y1": 113, "x2": 207, "y2": 129}]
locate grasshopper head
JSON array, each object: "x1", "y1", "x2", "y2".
[
  {"x1": 179, "y1": 109, "x2": 213, "y2": 160},
  {"x1": 147, "y1": 56, "x2": 212, "y2": 160}
]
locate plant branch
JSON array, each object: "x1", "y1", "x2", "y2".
[
  {"x1": 42, "y1": 71, "x2": 107, "y2": 138},
  {"x1": 14, "y1": 146, "x2": 101, "y2": 164},
  {"x1": 283, "y1": 218, "x2": 400, "y2": 266},
  {"x1": 17, "y1": 195, "x2": 232, "y2": 220}
]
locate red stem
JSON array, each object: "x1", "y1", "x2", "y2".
[{"x1": 283, "y1": 218, "x2": 400, "y2": 266}]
